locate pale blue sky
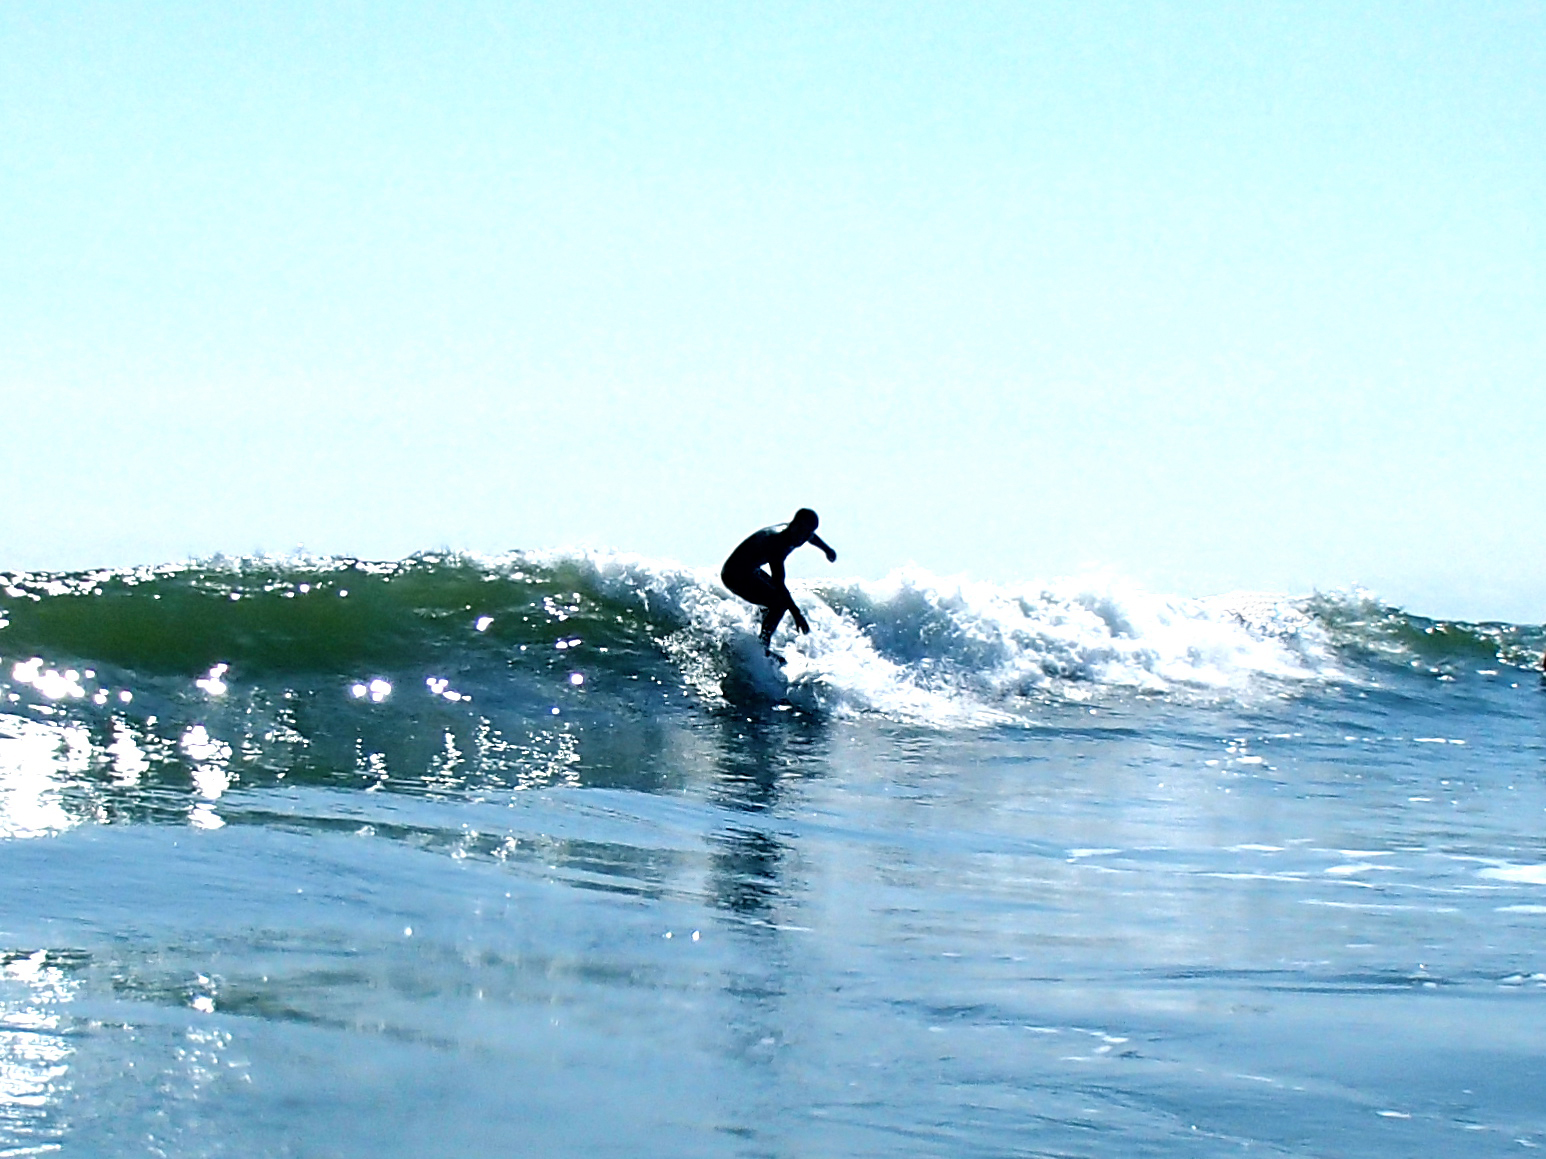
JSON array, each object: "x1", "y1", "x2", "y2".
[{"x1": 3, "y1": 2, "x2": 1542, "y2": 619}]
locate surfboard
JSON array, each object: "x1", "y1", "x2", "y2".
[{"x1": 722, "y1": 631, "x2": 792, "y2": 702}]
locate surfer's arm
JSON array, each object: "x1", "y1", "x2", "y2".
[
  {"x1": 808, "y1": 533, "x2": 836, "y2": 563},
  {"x1": 769, "y1": 561, "x2": 810, "y2": 633},
  {"x1": 786, "y1": 598, "x2": 810, "y2": 634}
]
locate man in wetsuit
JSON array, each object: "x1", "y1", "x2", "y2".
[{"x1": 721, "y1": 508, "x2": 837, "y2": 660}]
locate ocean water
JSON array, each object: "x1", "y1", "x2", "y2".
[{"x1": 1, "y1": 551, "x2": 1544, "y2": 1157}]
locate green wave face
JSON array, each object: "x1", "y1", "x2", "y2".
[
  {"x1": 1302, "y1": 591, "x2": 1545, "y2": 675},
  {"x1": 0, "y1": 554, "x2": 737, "y2": 819},
  {"x1": 0, "y1": 554, "x2": 678, "y2": 677}
]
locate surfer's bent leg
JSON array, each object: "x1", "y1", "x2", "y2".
[
  {"x1": 759, "y1": 604, "x2": 786, "y2": 647},
  {"x1": 722, "y1": 566, "x2": 776, "y2": 607},
  {"x1": 723, "y1": 567, "x2": 787, "y2": 647}
]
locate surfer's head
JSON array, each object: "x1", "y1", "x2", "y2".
[{"x1": 790, "y1": 508, "x2": 819, "y2": 541}]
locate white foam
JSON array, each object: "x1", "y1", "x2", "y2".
[
  {"x1": 795, "y1": 568, "x2": 1340, "y2": 720},
  {"x1": 1481, "y1": 865, "x2": 1546, "y2": 886},
  {"x1": 499, "y1": 552, "x2": 1344, "y2": 726},
  {"x1": 545, "y1": 550, "x2": 989, "y2": 723}
]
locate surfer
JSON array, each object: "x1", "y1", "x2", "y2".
[{"x1": 721, "y1": 508, "x2": 837, "y2": 661}]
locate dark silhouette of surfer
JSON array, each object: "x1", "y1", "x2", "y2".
[{"x1": 721, "y1": 508, "x2": 836, "y2": 662}]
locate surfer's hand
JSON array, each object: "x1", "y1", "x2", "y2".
[
  {"x1": 824, "y1": 546, "x2": 837, "y2": 563},
  {"x1": 793, "y1": 610, "x2": 811, "y2": 634}
]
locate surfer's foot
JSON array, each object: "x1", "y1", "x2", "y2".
[{"x1": 764, "y1": 648, "x2": 786, "y2": 666}]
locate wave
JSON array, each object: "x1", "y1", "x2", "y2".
[{"x1": 2, "y1": 552, "x2": 1541, "y2": 730}]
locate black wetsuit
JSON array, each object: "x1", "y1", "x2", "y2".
[{"x1": 721, "y1": 513, "x2": 835, "y2": 648}]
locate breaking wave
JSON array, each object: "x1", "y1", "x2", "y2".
[{"x1": 1, "y1": 551, "x2": 1540, "y2": 731}]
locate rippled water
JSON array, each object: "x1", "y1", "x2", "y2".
[{"x1": 2, "y1": 556, "x2": 1544, "y2": 1155}]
